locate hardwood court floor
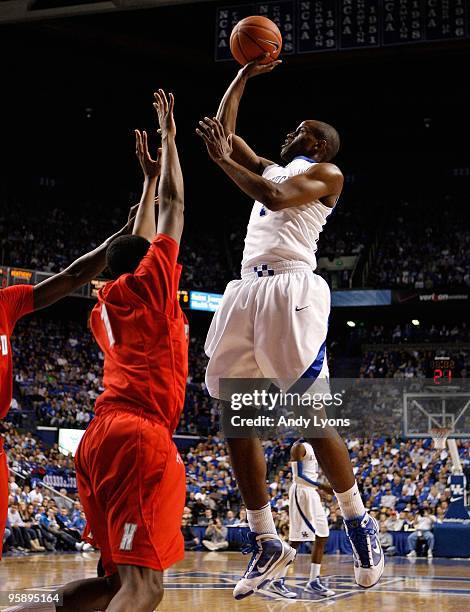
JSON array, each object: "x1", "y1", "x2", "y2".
[{"x1": 1, "y1": 551, "x2": 469, "y2": 611}]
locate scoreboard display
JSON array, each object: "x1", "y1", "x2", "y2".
[
  {"x1": 433, "y1": 355, "x2": 455, "y2": 384},
  {"x1": 9, "y1": 268, "x2": 34, "y2": 286},
  {"x1": 216, "y1": 0, "x2": 470, "y2": 59}
]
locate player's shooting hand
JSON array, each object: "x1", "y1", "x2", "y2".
[
  {"x1": 153, "y1": 89, "x2": 176, "y2": 138},
  {"x1": 196, "y1": 117, "x2": 233, "y2": 163},
  {"x1": 239, "y1": 53, "x2": 282, "y2": 79},
  {"x1": 135, "y1": 129, "x2": 162, "y2": 179}
]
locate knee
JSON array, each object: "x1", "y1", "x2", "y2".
[
  {"x1": 122, "y1": 568, "x2": 164, "y2": 608},
  {"x1": 145, "y1": 573, "x2": 164, "y2": 606}
]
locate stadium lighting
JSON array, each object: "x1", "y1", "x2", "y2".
[
  {"x1": 412, "y1": 319, "x2": 420, "y2": 326},
  {"x1": 346, "y1": 320, "x2": 356, "y2": 327}
]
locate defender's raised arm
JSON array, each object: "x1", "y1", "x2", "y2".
[{"x1": 154, "y1": 89, "x2": 184, "y2": 244}]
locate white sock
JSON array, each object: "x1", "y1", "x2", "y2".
[
  {"x1": 309, "y1": 563, "x2": 321, "y2": 581},
  {"x1": 334, "y1": 482, "x2": 366, "y2": 520},
  {"x1": 247, "y1": 503, "x2": 278, "y2": 535}
]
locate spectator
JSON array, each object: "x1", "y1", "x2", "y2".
[
  {"x1": 202, "y1": 518, "x2": 229, "y2": 551},
  {"x1": 223, "y1": 510, "x2": 237, "y2": 526},
  {"x1": 407, "y1": 510, "x2": 437, "y2": 559},
  {"x1": 378, "y1": 522, "x2": 396, "y2": 556},
  {"x1": 29, "y1": 484, "x2": 44, "y2": 505}
]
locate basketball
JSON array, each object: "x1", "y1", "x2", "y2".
[{"x1": 230, "y1": 16, "x2": 282, "y2": 66}]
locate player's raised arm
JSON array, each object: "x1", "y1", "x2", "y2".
[
  {"x1": 154, "y1": 89, "x2": 184, "y2": 244},
  {"x1": 213, "y1": 55, "x2": 280, "y2": 174},
  {"x1": 32, "y1": 206, "x2": 138, "y2": 310},
  {"x1": 197, "y1": 117, "x2": 343, "y2": 210},
  {"x1": 133, "y1": 129, "x2": 161, "y2": 241}
]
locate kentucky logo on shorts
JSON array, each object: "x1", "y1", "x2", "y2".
[{"x1": 120, "y1": 523, "x2": 137, "y2": 551}]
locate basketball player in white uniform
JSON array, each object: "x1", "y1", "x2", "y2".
[
  {"x1": 196, "y1": 57, "x2": 384, "y2": 599},
  {"x1": 270, "y1": 440, "x2": 335, "y2": 598}
]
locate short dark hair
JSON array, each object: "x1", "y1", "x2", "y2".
[
  {"x1": 106, "y1": 235, "x2": 150, "y2": 279},
  {"x1": 309, "y1": 120, "x2": 341, "y2": 162}
]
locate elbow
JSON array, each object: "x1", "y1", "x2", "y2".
[{"x1": 262, "y1": 187, "x2": 283, "y2": 211}]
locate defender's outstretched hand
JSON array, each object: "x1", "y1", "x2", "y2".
[
  {"x1": 239, "y1": 53, "x2": 282, "y2": 79},
  {"x1": 153, "y1": 89, "x2": 176, "y2": 138},
  {"x1": 196, "y1": 117, "x2": 233, "y2": 163},
  {"x1": 135, "y1": 130, "x2": 162, "y2": 179}
]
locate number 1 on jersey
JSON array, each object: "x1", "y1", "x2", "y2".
[{"x1": 101, "y1": 304, "x2": 115, "y2": 348}]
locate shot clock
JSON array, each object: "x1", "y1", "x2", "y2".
[{"x1": 433, "y1": 356, "x2": 455, "y2": 384}]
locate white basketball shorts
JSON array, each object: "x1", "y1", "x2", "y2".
[
  {"x1": 288, "y1": 483, "x2": 330, "y2": 541},
  {"x1": 205, "y1": 261, "x2": 330, "y2": 399}
]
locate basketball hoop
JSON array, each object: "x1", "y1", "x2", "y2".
[{"x1": 430, "y1": 427, "x2": 451, "y2": 450}]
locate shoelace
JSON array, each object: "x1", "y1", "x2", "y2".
[
  {"x1": 348, "y1": 524, "x2": 376, "y2": 567},
  {"x1": 241, "y1": 538, "x2": 262, "y2": 575}
]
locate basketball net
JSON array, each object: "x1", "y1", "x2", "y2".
[{"x1": 430, "y1": 427, "x2": 451, "y2": 450}]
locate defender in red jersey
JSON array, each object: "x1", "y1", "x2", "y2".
[
  {"x1": 61, "y1": 90, "x2": 187, "y2": 612},
  {"x1": 0, "y1": 215, "x2": 136, "y2": 562}
]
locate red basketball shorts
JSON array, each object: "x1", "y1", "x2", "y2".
[{"x1": 75, "y1": 407, "x2": 185, "y2": 576}]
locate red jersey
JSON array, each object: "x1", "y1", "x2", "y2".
[
  {"x1": 90, "y1": 233, "x2": 189, "y2": 432},
  {"x1": 0, "y1": 285, "x2": 34, "y2": 419}
]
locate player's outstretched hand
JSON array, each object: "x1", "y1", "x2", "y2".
[
  {"x1": 196, "y1": 117, "x2": 233, "y2": 163},
  {"x1": 153, "y1": 89, "x2": 176, "y2": 139},
  {"x1": 239, "y1": 53, "x2": 282, "y2": 79},
  {"x1": 135, "y1": 129, "x2": 162, "y2": 179}
]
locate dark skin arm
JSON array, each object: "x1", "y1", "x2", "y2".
[
  {"x1": 290, "y1": 443, "x2": 334, "y2": 495},
  {"x1": 153, "y1": 89, "x2": 184, "y2": 244},
  {"x1": 196, "y1": 117, "x2": 343, "y2": 211},
  {"x1": 133, "y1": 129, "x2": 161, "y2": 241},
  {"x1": 215, "y1": 55, "x2": 281, "y2": 174},
  {"x1": 33, "y1": 208, "x2": 137, "y2": 311}
]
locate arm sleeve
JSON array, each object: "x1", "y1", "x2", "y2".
[
  {"x1": 1, "y1": 285, "x2": 34, "y2": 330},
  {"x1": 124, "y1": 233, "x2": 180, "y2": 313}
]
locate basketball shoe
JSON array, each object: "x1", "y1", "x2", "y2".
[
  {"x1": 269, "y1": 577, "x2": 297, "y2": 598},
  {"x1": 304, "y1": 577, "x2": 335, "y2": 596},
  {"x1": 233, "y1": 532, "x2": 296, "y2": 600},
  {"x1": 344, "y1": 513, "x2": 384, "y2": 588}
]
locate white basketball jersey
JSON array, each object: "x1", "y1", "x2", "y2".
[
  {"x1": 293, "y1": 441, "x2": 319, "y2": 485},
  {"x1": 241, "y1": 157, "x2": 334, "y2": 270}
]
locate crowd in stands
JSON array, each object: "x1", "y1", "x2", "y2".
[
  {"x1": 3, "y1": 189, "x2": 470, "y2": 292},
  {"x1": 2, "y1": 422, "x2": 90, "y2": 556},
  {"x1": 369, "y1": 199, "x2": 470, "y2": 289},
  {"x1": 350, "y1": 321, "x2": 470, "y2": 345},
  {"x1": 0, "y1": 198, "x2": 230, "y2": 293}
]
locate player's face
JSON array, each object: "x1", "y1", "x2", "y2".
[{"x1": 280, "y1": 122, "x2": 317, "y2": 162}]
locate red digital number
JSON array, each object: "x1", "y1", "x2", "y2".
[{"x1": 434, "y1": 369, "x2": 452, "y2": 384}]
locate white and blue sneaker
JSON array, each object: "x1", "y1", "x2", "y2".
[
  {"x1": 233, "y1": 532, "x2": 296, "y2": 600},
  {"x1": 344, "y1": 513, "x2": 384, "y2": 588},
  {"x1": 304, "y1": 577, "x2": 335, "y2": 597},
  {"x1": 270, "y1": 577, "x2": 297, "y2": 598}
]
